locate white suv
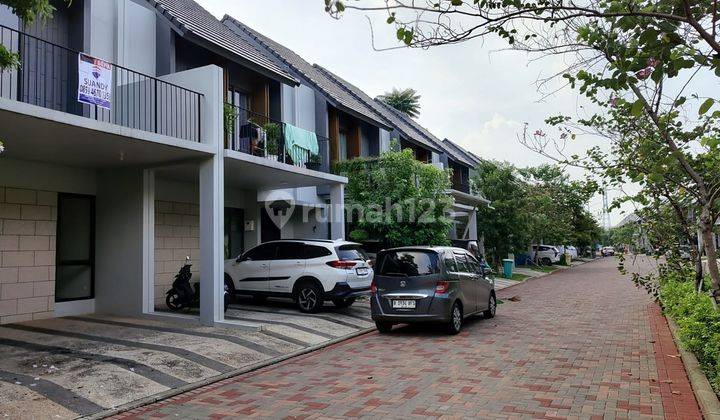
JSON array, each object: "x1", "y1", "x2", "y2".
[
  {"x1": 531, "y1": 245, "x2": 561, "y2": 265},
  {"x1": 224, "y1": 239, "x2": 373, "y2": 313}
]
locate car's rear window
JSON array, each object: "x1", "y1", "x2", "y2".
[
  {"x1": 377, "y1": 250, "x2": 440, "y2": 276},
  {"x1": 335, "y1": 245, "x2": 368, "y2": 261}
]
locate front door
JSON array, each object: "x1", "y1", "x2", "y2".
[
  {"x1": 224, "y1": 207, "x2": 244, "y2": 260},
  {"x1": 55, "y1": 194, "x2": 95, "y2": 302},
  {"x1": 261, "y1": 208, "x2": 281, "y2": 243}
]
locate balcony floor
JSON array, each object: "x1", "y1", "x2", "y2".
[
  {"x1": 0, "y1": 98, "x2": 213, "y2": 169},
  {"x1": 223, "y1": 149, "x2": 346, "y2": 190}
]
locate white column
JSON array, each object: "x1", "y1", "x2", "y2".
[
  {"x1": 329, "y1": 183, "x2": 345, "y2": 240},
  {"x1": 199, "y1": 156, "x2": 224, "y2": 325},
  {"x1": 467, "y1": 208, "x2": 478, "y2": 241},
  {"x1": 189, "y1": 64, "x2": 225, "y2": 326},
  {"x1": 142, "y1": 169, "x2": 155, "y2": 314}
]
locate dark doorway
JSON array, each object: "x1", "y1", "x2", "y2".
[
  {"x1": 55, "y1": 193, "x2": 95, "y2": 302},
  {"x1": 224, "y1": 207, "x2": 245, "y2": 259},
  {"x1": 261, "y1": 207, "x2": 281, "y2": 243}
]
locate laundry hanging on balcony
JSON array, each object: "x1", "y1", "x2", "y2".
[{"x1": 283, "y1": 123, "x2": 319, "y2": 167}]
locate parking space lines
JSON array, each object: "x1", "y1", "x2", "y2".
[
  {"x1": 227, "y1": 305, "x2": 370, "y2": 329},
  {"x1": 0, "y1": 369, "x2": 103, "y2": 416},
  {"x1": 66, "y1": 316, "x2": 283, "y2": 357},
  {"x1": 0, "y1": 343, "x2": 168, "y2": 410},
  {"x1": 3, "y1": 324, "x2": 235, "y2": 374},
  {"x1": 224, "y1": 312, "x2": 337, "y2": 340},
  {"x1": 259, "y1": 329, "x2": 314, "y2": 346},
  {"x1": 0, "y1": 297, "x2": 379, "y2": 418},
  {"x1": 0, "y1": 338, "x2": 187, "y2": 388}
]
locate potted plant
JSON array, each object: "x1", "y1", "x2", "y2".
[
  {"x1": 263, "y1": 122, "x2": 281, "y2": 160},
  {"x1": 305, "y1": 153, "x2": 321, "y2": 171}
]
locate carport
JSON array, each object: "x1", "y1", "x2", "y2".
[
  {"x1": 0, "y1": 301, "x2": 373, "y2": 418},
  {"x1": 148, "y1": 148, "x2": 348, "y2": 324},
  {"x1": 0, "y1": 94, "x2": 215, "y2": 324}
]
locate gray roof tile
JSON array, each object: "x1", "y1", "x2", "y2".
[
  {"x1": 222, "y1": 15, "x2": 389, "y2": 129},
  {"x1": 442, "y1": 139, "x2": 482, "y2": 167},
  {"x1": 148, "y1": 0, "x2": 296, "y2": 85}
]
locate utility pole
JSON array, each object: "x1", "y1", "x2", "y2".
[{"x1": 602, "y1": 189, "x2": 612, "y2": 231}]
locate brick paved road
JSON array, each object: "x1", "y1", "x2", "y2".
[{"x1": 117, "y1": 257, "x2": 701, "y2": 419}]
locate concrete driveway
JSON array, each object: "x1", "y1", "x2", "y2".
[{"x1": 0, "y1": 298, "x2": 374, "y2": 419}]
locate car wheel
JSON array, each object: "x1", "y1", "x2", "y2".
[
  {"x1": 223, "y1": 293, "x2": 230, "y2": 313},
  {"x1": 332, "y1": 297, "x2": 356, "y2": 308},
  {"x1": 446, "y1": 302, "x2": 463, "y2": 335},
  {"x1": 296, "y1": 282, "x2": 323, "y2": 313},
  {"x1": 166, "y1": 291, "x2": 183, "y2": 311},
  {"x1": 375, "y1": 321, "x2": 393, "y2": 333},
  {"x1": 541, "y1": 257, "x2": 552, "y2": 266},
  {"x1": 224, "y1": 274, "x2": 236, "y2": 304},
  {"x1": 483, "y1": 294, "x2": 496, "y2": 319}
]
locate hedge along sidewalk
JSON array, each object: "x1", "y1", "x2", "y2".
[{"x1": 666, "y1": 316, "x2": 720, "y2": 419}]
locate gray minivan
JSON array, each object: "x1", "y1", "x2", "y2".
[{"x1": 370, "y1": 246, "x2": 496, "y2": 335}]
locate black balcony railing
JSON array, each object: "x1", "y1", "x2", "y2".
[
  {"x1": 224, "y1": 103, "x2": 328, "y2": 172},
  {"x1": 0, "y1": 25, "x2": 202, "y2": 142}
]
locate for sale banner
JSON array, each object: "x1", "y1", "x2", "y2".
[{"x1": 77, "y1": 53, "x2": 112, "y2": 109}]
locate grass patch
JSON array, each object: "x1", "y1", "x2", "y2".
[
  {"x1": 504, "y1": 273, "x2": 530, "y2": 281},
  {"x1": 519, "y1": 265, "x2": 559, "y2": 273}
]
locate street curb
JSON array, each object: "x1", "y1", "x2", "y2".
[
  {"x1": 666, "y1": 316, "x2": 720, "y2": 420},
  {"x1": 84, "y1": 327, "x2": 376, "y2": 420}
]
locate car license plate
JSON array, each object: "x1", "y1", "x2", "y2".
[
  {"x1": 356, "y1": 267, "x2": 369, "y2": 276},
  {"x1": 392, "y1": 300, "x2": 416, "y2": 309}
]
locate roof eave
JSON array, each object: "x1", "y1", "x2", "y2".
[{"x1": 149, "y1": 2, "x2": 299, "y2": 87}]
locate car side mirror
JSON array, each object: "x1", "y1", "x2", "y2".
[{"x1": 236, "y1": 254, "x2": 245, "y2": 263}]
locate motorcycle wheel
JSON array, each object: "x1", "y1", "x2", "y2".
[{"x1": 166, "y1": 291, "x2": 183, "y2": 311}]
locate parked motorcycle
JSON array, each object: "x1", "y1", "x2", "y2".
[{"x1": 166, "y1": 257, "x2": 230, "y2": 313}]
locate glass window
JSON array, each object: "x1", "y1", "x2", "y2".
[
  {"x1": 336, "y1": 245, "x2": 368, "y2": 261},
  {"x1": 465, "y1": 255, "x2": 480, "y2": 273},
  {"x1": 454, "y1": 253, "x2": 470, "y2": 273},
  {"x1": 304, "y1": 245, "x2": 332, "y2": 259},
  {"x1": 56, "y1": 194, "x2": 94, "y2": 302},
  {"x1": 244, "y1": 243, "x2": 276, "y2": 261},
  {"x1": 377, "y1": 250, "x2": 440, "y2": 277},
  {"x1": 275, "y1": 242, "x2": 305, "y2": 260},
  {"x1": 444, "y1": 253, "x2": 458, "y2": 272}
]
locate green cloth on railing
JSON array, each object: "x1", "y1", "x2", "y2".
[{"x1": 283, "y1": 123, "x2": 319, "y2": 163}]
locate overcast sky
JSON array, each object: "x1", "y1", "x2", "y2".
[{"x1": 199, "y1": 0, "x2": 635, "y2": 226}]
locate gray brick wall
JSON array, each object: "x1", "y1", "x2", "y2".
[
  {"x1": 0, "y1": 187, "x2": 57, "y2": 324},
  {"x1": 154, "y1": 200, "x2": 200, "y2": 309}
]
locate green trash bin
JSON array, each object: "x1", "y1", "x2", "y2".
[{"x1": 502, "y1": 259, "x2": 514, "y2": 278}]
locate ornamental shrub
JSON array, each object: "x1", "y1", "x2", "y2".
[{"x1": 659, "y1": 271, "x2": 720, "y2": 392}]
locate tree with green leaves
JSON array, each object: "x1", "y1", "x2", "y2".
[
  {"x1": 473, "y1": 160, "x2": 529, "y2": 265},
  {"x1": 377, "y1": 87, "x2": 421, "y2": 118},
  {"x1": 0, "y1": 1, "x2": 67, "y2": 69},
  {"x1": 519, "y1": 164, "x2": 600, "y2": 261},
  {"x1": 334, "y1": 146, "x2": 454, "y2": 247},
  {"x1": 473, "y1": 161, "x2": 600, "y2": 266},
  {"x1": 327, "y1": 0, "x2": 720, "y2": 299}
]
